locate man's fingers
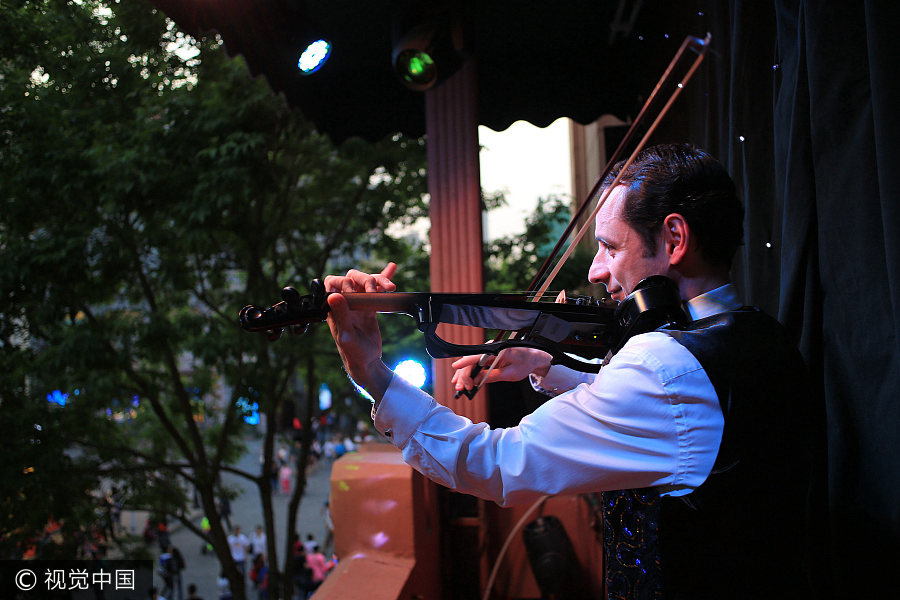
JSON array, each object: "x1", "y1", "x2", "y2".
[
  {"x1": 323, "y1": 263, "x2": 398, "y2": 294},
  {"x1": 379, "y1": 262, "x2": 398, "y2": 286},
  {"x1": 369, "y1": 262, "x2": 398, "y2": 292},
  {"x1": 452, "y1": 370, "x2": 473, "y2": 391},
  {"x1": 451, "y1": 354, "x2": 485, "y2": 370},
  {"x1": 322, "y1": 274, "x2": 341, "y2": 292},
  {"x1": 451, "y1": 354, "x2": 493, "y2": 390},
  {"x1": 326, "y1": 292, "x2": 349, "y2": 319}
]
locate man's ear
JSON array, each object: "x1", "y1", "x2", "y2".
[{"x1": 662, "y1": 213, "x2": 690, "y2": 265}]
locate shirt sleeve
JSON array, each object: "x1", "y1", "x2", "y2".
[{"x1": 374, "y1": 331, "x2": 724, "y2": 506}]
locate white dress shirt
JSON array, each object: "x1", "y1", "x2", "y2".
[{"x1": 373, "y1": 284, "x2": 741, "y2": 507}]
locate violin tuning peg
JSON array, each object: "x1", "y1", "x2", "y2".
[{"x1": 282, "y1": 286, "x2": 302, "y2": 310}]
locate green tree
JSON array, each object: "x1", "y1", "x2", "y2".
[
  {"x1": 0, "y1": 2, "x2": 429, "y2": 598},
  {"x1": 484, "y1": 194, "x2": 599, "y2": 296}
]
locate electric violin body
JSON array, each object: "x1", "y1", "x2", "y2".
[
  {"x1": 240, "y1": 280, "x2": 618, "y2": 373},
  {"x1": 239, "y1": 276, "x2": 687, "y2": 373}
]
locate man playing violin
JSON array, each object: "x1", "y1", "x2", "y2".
[{"x1": 323, "y1": 143, "x2": 816, "y2": 599}]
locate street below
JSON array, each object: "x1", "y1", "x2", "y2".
[{"x1": 149, "y1": 435, "x2": 334, "y2": 600}]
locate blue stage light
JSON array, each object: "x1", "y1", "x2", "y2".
[
  {"x1": 298, "y1": 38, "x2": 331, "y2": 75},
  {"x1": 394, "y1": 359, "x2": 427, "y2": 388},
  {"x1": 47, "y1": 389, "x2": 68, "y2": 406},
  {"x1": 319, "y1": 383, "x2": 333, "y2": 411}
]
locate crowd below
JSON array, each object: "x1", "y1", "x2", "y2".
[{"x1": 147, "y1": 432, "x2": 363, "y2": 600}]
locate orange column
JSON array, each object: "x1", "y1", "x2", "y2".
[{"x1": 425, "y1": 59, "x2": 488, "y2": 423}]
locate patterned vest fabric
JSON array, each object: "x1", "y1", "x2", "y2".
[{"x1": 601, "y1": 308, "x2": 816, "y2": 599}]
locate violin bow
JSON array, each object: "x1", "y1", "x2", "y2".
[{"x1": 458, "y1": 33, "x2": 712, "y2": 399}]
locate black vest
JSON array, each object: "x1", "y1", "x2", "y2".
[{"x1": 601, "y1": 308, "x2": 816, "y2": 599}]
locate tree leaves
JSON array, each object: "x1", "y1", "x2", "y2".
[
  {"x1": 1, "y1": 1, "x2": 429, "y2": 575},
  {"x1": 484, "y1": 194, "x2": 599, "y2": 296}
]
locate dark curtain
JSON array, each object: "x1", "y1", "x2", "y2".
[{"x1": 684, "y1": 1, "x2": 900, "y2": 595}]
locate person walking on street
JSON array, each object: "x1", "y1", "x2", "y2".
[
  {"x1": 321, "y1": 500, "x2": 334, "y2": 555},
  {"x1": 217, "y1": 496, "x2": 232, "y2": 531},
  {"x1": 200, "y1": 516, "x2": 213, "y2": 555},
  {"x1": 278, "y1": 461, "x2": 293, "y2": 495},
  {"x1": 169, "y1": 545, "x2": 185, "y2": 600},
  {"x1": 158, "y1": 547, "x2": 174, "y2": 600},
  {"x1": 227, "y1": 526, "x2": 250, "y2": 578},
  {"x1": 216, "y1": 571, "x2": 232, "y2": 600},
  {"x1": 302, "y1": 533, "x2": 317, "y2": 555},
  {"x1": 305, "y1": 544, "x2": 332, "y2": 593},
  {"x1": 249, "y1": 554, "x2": 269, "y2": 600},
  {"x1": 249, "y1": 525, "x2": 266, "y2": 561},
  {"x1": 186, "y1": 583, "x2": 204, "y2": 600},
  {"x1": 159, "y1": 544, "x2": 185, "y2": 600}
]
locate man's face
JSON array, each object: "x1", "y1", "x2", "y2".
[{"x1": 587, "y1": 185, "x2": 670, "y2": 302}]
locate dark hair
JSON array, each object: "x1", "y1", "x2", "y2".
[{"x1": 602, "y1": 143, "x2": 743, "y2": 269}]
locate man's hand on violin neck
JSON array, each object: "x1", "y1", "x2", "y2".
[
  {"x1": 325, "y1": 292, "x2": 392, "y2": 401},
  {"x1": 323, "y1": 262, "x2": 398, "y2": 293},
  {"x1": 324, "y1": 263, "x2": 399, "y2": 402}
]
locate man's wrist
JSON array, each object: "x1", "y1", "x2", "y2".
[
  {"x1": 361, "y1": 360, "x2": 393, "y2": 404},
  {"x1": 359, "y1": 361, "x2": 393, "y2": 421}
]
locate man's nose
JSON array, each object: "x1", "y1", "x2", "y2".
[{"x1": 588, "y1": 254, "x2": 608, "y2": 284}]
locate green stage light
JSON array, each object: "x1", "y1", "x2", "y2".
[
  {"x1": 395, "y1": 49, "x2": 436, "y2": 87},
  {"x1": 391, "y1": 3, "x2": 467, "y2": 92}
]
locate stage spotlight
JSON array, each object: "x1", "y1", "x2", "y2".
[
  {"x1": 280, "y1": 0, "x2": 332, "y2": 75},
  {"x1": 297, "y1": 37, "x2": 331, "y2": 75},
  {"x1": 394, "y1": 359, "x2": 427, "y2": 388},
  {"x1": 394, "y1": 38, "x2": 437, "y2": 89},
  {"x1": 391, "y1": 3, "x2": 468, "y2": 91}
]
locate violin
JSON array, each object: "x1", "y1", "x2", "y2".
[
  {"x1": 240, "y1": 280, "x2": 616, "y2": 373},
  {"x1": 238, "y1": 275, "x2": 687, "y2": 374}
]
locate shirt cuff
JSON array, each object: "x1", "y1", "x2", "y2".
[
  {"x1": 529, "y1": 364, "x2": 584, "y2": 396},
  {"x1": 373, "y1": 375, "x2": 435, "y2": 447}
]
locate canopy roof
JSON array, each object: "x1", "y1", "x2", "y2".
[{"x1": 151, "y1": 0, "x2": 698, "y2": 142}]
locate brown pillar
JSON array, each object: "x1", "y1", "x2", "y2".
[{"x1": 425, "y1": 59, "x2": 488, "y2": 423}]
